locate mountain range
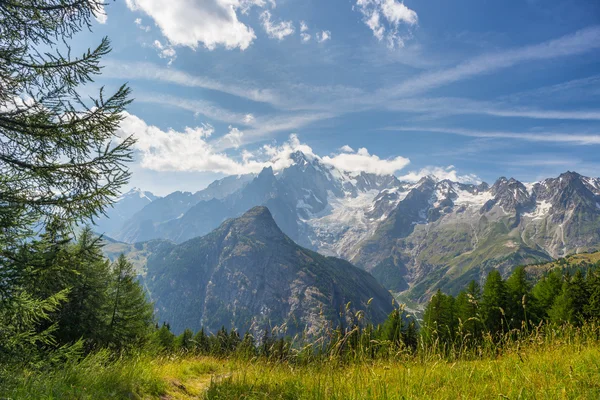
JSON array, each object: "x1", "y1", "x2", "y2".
[{"x1": 101, "y1": 153, "x2": 600, "y2": 304}]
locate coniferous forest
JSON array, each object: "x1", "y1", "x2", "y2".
[{"x1": 1, "y1": 1, "x2": 600, "y2": 399}]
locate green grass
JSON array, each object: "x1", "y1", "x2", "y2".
[{"x1": 4, "y1": 323, "x2": 600, "y2": 399}]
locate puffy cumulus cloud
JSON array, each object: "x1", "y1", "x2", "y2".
[
  {"x1": 118, "y1": 113, "x2": 267, "y2": 174},
  {"x1": 222, "y1": 127, "x2": 244, "y2": 149},
  {"x1": 260, "y1": 10, "x2": 295, "y2": 40},
  {"x1": 321, "y1": 147, "x2": 410, "y2": 175},
  {"x1": 399, "y1": 166, "x2": 482, "y2": 184},
  {"x1": 355, "y1": 0, "x2": 417, "y2": 48},
  {"x1": 120, "y1": 114, "x2": 412, "y2": 177},
  {"x1": 118, "y1": 115, "x2": 317, "y2": 174},
  {"x1": 125, "y1": 0, "x2": 265, "y2": 50},
  {"x1": 317, "y1": 30, "x2": 331, "y2": 43}
]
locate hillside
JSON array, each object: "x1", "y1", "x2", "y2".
[
  {"x1": 141, "y1": 206, "x2": 394, "y2": 335},
  {"x1": 525, "y1": 250, "x2": 600, "y2": 278}
]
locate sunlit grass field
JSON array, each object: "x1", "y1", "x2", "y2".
[{"x1": 4, "y1": 323, "x2": 600, "y2": 399}]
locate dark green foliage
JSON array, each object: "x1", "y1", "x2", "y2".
[
  {"x1": 0, "y1": 0, "x2": 138, "y2": 374},
  {"x1": 505, "y1": 266, "x2": 533, "y2": 329},
  {"x1": 455, "y1": 280, "x2": 483, "y2": 340},
  {"x1": 418, "y1": 259, "x2": 600, "y2": 350},
  {"x1": 423, "y1": 290, "x2": 457, "y2": 345},
  {"x1": 481, "y1": 270, "x2": 508, "y2": 334},
  {"x1": 532, "y1": 269, "x2": 563, "y2": 319},
  {"x1": 105, "y1": 255, "x2": 154, "y2": 350}
]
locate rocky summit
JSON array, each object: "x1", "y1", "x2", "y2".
[{"x1": 139, "y1": 206, "x2": 394, "y2": 335}]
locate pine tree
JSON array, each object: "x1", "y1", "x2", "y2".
[
  {"x1": 481, "y1": 270, "x2": 508, "y2": 335},
  {"x1": 456, "y1": 280, "x2": 483, "y2": 340},
  {"x1": 154, "y1": 323, "x2": 175, "y2": 352},
  {"x1": 105, "y1": 255, "x2": 154, "y2": 350},
  {"x1": 177, "y1": 329, "x2": 195, "y2": 352},
  {"x1": 0, "y1": 0, "x2": 133, "y2": 366},
  {"x1": 422, "y1": 290, "x2": 456, "y2": 345},
  {"x1": 532, "y1": 269, "x2": 563, "y2": 320},
  {"x1": 584, "y1": 270, "x2": 600, "y2": 320},
  {"x1": 506, "y1": 266, "x2": 533, "y2": 329},
  {"x1": 194, "y1": 328, "x2": 210, "y2": 354}
]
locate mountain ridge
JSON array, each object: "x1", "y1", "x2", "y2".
[
  {"x1": 101, "y1": 155, "x2": 600, "y2": 304},
  {"x1": 140, "y1": 206, "x2": 395, "y2": 335}
]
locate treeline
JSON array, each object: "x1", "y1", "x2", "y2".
[
  {"x1": 147, "y1": 308, "x2": 419, "y2": 362},
  {"x1": 1, "y1": 223, "x2": 154, "y2": 367},
  {"x1": 422, "y1": 262, "x2": 600, "y2": 348}
]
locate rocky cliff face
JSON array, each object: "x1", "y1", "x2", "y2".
[
  {"x1": 142, "y1": 207, "x2": 394, "y2": 335},
  {"x1": 353, "y1": 171, "x2": 600, "y2": 301}
]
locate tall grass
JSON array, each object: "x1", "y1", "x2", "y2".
[{"x1": 3, "y1": 321, "x2": 599, "y2": 399}]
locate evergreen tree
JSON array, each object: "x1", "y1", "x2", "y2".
[
  {"x1": 0, "y1": 0, "x2": 133, "y2": 367},
  {"x1": 105, "y1": 255, "x2": 154, "y2": 350},
  {"x1": 177, "y1": 329, "x2": 194, "y2": 352},
  {"x1": 481, "y1": 270, "x2": 508, "y2": 335},
  {"x1": 422, "y1": 290, "x2": 456, "y2": 344},
  {"x1": 532, "y1": 269, "x2": 563, "y2": 320},
  {"x1": 549, "y1": 271, "x2": 589, "y2": 325},
  {"x1": 584, "y1": 270, "x2": 600, "y2": 320},
  {"x1": 506, "y1": 266, "x2": 533, "y2": 329},
  {"x1": 154, "y1": 323, "x2": 175, "y2": 352},
  {"x1": 237, "y1": 332, "x2": 256, "y2": 360},
  {"x1": 456, "y1": 280, "x2": 483, "y2": 340},
  {"x1": 379, "y1": 308, "x2": 406, "y2": 348},
  {"x1": 193, "y1": 328, "x2": 210, "y2": 354}
]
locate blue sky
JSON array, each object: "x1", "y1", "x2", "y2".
[{"x1": 82, "y1": 0, "x2": 600, "y2": 195}]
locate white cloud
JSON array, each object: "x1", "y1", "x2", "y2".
[
  {"x1": 243, "y1": 114, "x2": 255, "y2": 123},
  {"x1": 94, "y1": 3, "x2": 107, "y2": 24},
  {"x1": 222, "y1": 127, "x2": 244, "y2": 149},
  {"x1": 399, "y1": 166, "x2": 482, "y2": 184},
  {"x1": 321, "y1": 147, "x2": 410, "y2": 175},
  {"x1": 339, "y1": 145, "x2": 354, "y2": 153},
  {"x1": 300, "y1": 21, "x2": 309, "y2": 32},
  {"x1": 260, "y1": 11, "x2": 295, "y2": 40},
  {"x1": 125, "y1": 0, "x2": 263, "y2": 50},
  {"x1": 317, "y1": 30, "x2": 331, "y2": 43},
  {"x1": 118, "y1": 113, "x2": 268, "y2": 174},
  {"x1": 356, "y1": 0, "x2": 417, "y2": 48},
  {"x1": 301, "y1": 33, "x2": 311, "y2": 42},
  {"x1": 120, "y1": 115, "x2": 411, "y2": 176},
  {"x1": 153, "y1": 40, "x2": 177, "y2": 64}
]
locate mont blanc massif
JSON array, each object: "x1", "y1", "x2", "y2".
[{"x1": 99, "y1": 151, "x2": 600, "y2": 334}]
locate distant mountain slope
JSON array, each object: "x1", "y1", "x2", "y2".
[
  {"x1": 105, "y1": 152, "x2": 600, "y2": 305},
  {"x1": 93, "y1": 188, "x2": 159, "y2": 237},
  {"x1": 525, "y1": 251, "x2": 600, "y2": 278},
  {"x1": 116, "y1": 174, "x2": 255, "y2": 243},
  {"x1": 141, "y1": 207, "x2": 394, "y2": 335},
  {"x1": 353, "y1": 172, "x2": 600, "y2": 301}
]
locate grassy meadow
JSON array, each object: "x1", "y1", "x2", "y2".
[{"x1": 4, "y1": 323, "x2": 600, "y2": 400}]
